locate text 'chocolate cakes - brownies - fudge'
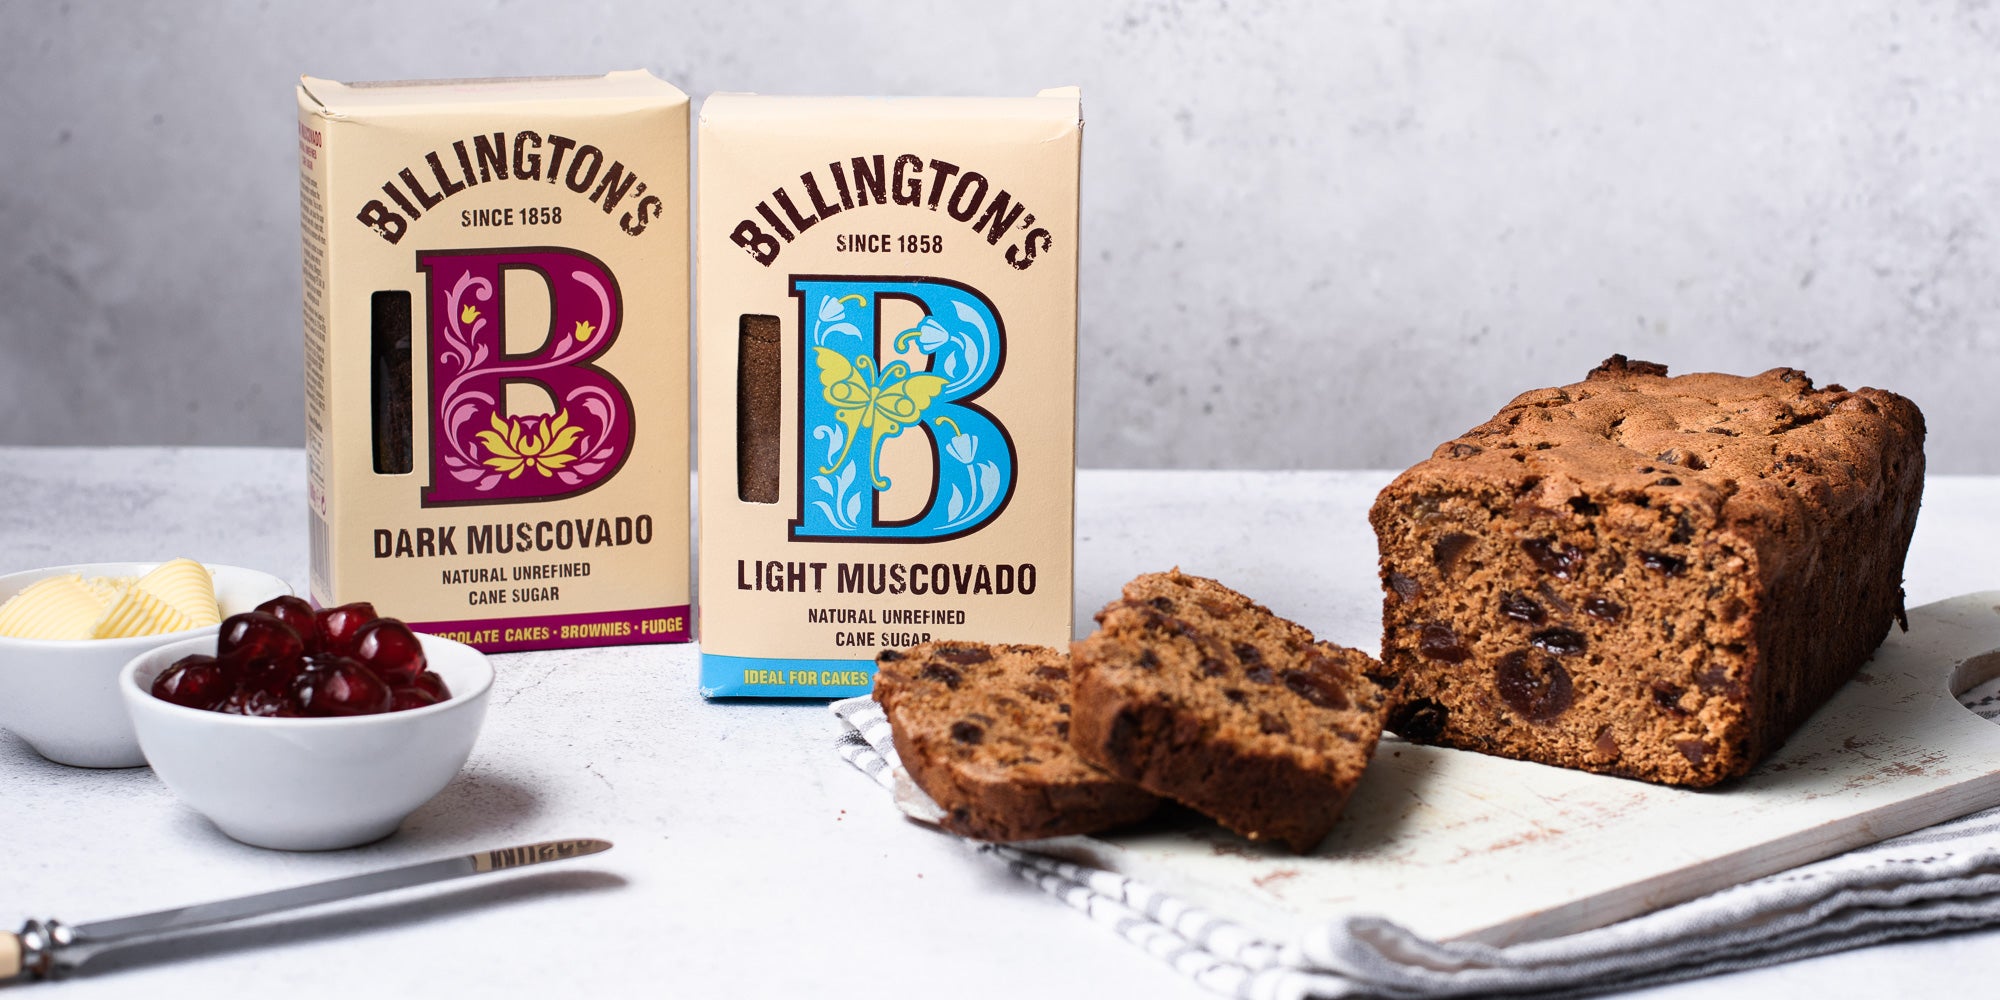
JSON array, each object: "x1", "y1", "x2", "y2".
[
  {"x1": 873, "y1": 642, "x2": 1159, "y2": 842},
  {"x1": 1070, "y1": 571, "x2": 1388, "y2": 853},
  {"x1": 1369, "y1": 356, "x2": 1925, "y2": 787}
]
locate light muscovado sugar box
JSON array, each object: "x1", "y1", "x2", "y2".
[
  {"x1": 297, "y1": 72, "x2": 690, "y2": 652},
  {"x1": 697, "y1": 89, "x2": 1081, "y2": 697}
]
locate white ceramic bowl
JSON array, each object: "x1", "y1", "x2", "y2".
[
  {"x1": 0, "y1": 562, "x2": 291, "y2": 768},
  {"x1": 121, "y1": 632, "x2": 493, "y2": 851}
]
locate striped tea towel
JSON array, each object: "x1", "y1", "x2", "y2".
[{"x1": 833, "y1": 677, "x2": 2000, "y2": 999}]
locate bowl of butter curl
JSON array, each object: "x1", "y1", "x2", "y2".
[{"x1": 0, "y1": 560, "x2": 290, "y2": 767}]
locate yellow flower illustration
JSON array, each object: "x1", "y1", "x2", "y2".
[
  {"x1": 461, "y1": 304, "x2": 480, "y2": 325},
  {"x1": 475, "y1": 409, "x2": 584, "y2": 479},
  {"x1": 574, "y1": 319, "x2": 595, "y2": 343}
]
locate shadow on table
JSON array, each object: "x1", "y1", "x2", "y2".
[
  {"x1": 69, "y1": 869, "x2": 626, "y2": 980},
  {"x1": 398, "y1": 770, "x2": 549, "y2": 841},
  {"x1": 153, "y1": 770, "x2": 553, "y2": 853}
]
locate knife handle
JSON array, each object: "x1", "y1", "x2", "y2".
[{"x1": 5, "y1": 921, "x2": 60, "y2": 981}]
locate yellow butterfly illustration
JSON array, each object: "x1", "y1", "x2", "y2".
[{"x1": 814, "y1": 346, "x2": 947, "y2": 489}]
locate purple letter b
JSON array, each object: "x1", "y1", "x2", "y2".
[{"x1": 418, "y1": 248, "x2": 633, "y2": 505}]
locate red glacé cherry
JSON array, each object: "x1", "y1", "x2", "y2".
[
  {"x1": 390, "y1": 686, "x2": 438, "y2": 711},
  {"x1": 218, "y1": 688, "x2": 296, "y2": 718},
  {"x1": 253, "y1": 595, "x2": 320, "y2": 654},
  {"x1": 218, "y1": 611, "x2": 305, "y2": 666},
  {"x1": 315, "y1": 602, "x2": 379, "y2": 657},
  {"x1": 291, "y1": 655, "x2": 393, "y2": 717},
  {"x1": 410, "y1": 670, "x2": 451, "y2": 702},
  {"x1": 216, "y1": 612, "x2": 306, "y2": 695},
  {"x1": 351, "y1": 619, "x2": 426, "y2": 685},
  {"x1": 152, "y1": 654, "x2": 232, "y2": 710}
]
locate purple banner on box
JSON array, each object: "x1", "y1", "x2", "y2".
[{"x1": 407, "y1": 605, "x2": 690, "y2": 653}]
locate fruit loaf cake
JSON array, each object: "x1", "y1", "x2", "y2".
[
  {"x1": 871, "y1": 642, "x2": 1160, "y2": 841},
  {"x1": 1069, "y1": 571, "x2": 1388, "y2": 853},
  {"x1": 1368, "y1": 355, "x2": 1925, "y2": 786}
]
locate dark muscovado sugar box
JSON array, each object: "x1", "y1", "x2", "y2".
[{"x1": 298, "y1": 73, "x2": 690, "y2": 652}]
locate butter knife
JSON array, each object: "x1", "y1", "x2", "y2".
[{"x1": 3, "y1": 837, "x2": 611, "y2": 981}]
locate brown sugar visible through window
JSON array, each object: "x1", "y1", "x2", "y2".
[
  {"x1": 370, "y1": 290, "x2": 413, "y2": 475},
  {"x1": 737, "y1": 314, "x2": 782, "y2": 503}
]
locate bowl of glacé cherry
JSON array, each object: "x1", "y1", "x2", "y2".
[
  {"x1": 149, "y1": 597, "x2": 453, "y2": 717},
  {"x1": 120, "y1": 598, "x2": 493, "y2": 851}
]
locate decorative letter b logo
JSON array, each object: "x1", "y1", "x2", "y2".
[
  {"x1": 419, "y1": 248, "x2": 633, "y2": 506},
  {"x1": 790, "y1": 276, "x2": 1016, "y2": 541}
]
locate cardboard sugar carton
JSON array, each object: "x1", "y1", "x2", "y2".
[
  {"x1": 697, "y1": 89, "x2": 1082, "y2": 697},
  {"x1": 297, "y1": 72, "x2": 690, "y2": 652}
]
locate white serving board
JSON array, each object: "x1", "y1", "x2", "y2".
[{"x1": 1022, "y1": 592, "x2": 2000, "y2": 946}]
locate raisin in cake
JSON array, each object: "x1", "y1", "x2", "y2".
[
  {"x1": 872, "y1": 642, "x2": 1159, "y2": 841},
  {"x1": 1069, "y1": 571, "x2": 1388, "y2": 853},
  {"x1": 1369, "y1": 356, "x2": 1925, "y2": 786}
]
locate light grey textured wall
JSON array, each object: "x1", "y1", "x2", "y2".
[{"x1": 3, "y1": 1, "x2": 1997, "y2": 470}]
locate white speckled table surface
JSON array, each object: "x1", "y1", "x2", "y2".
[{"x1": 5, "y1": 447, "x2": 1997, "y2": 998}]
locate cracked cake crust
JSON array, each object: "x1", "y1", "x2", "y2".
[{"x1": 1369, "y1": 355, "x2": 1926, "y2": 786}]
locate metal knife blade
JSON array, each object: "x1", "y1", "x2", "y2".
[{"x1": 5, "y1": 838, "x2": 611, "y2": 981}]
